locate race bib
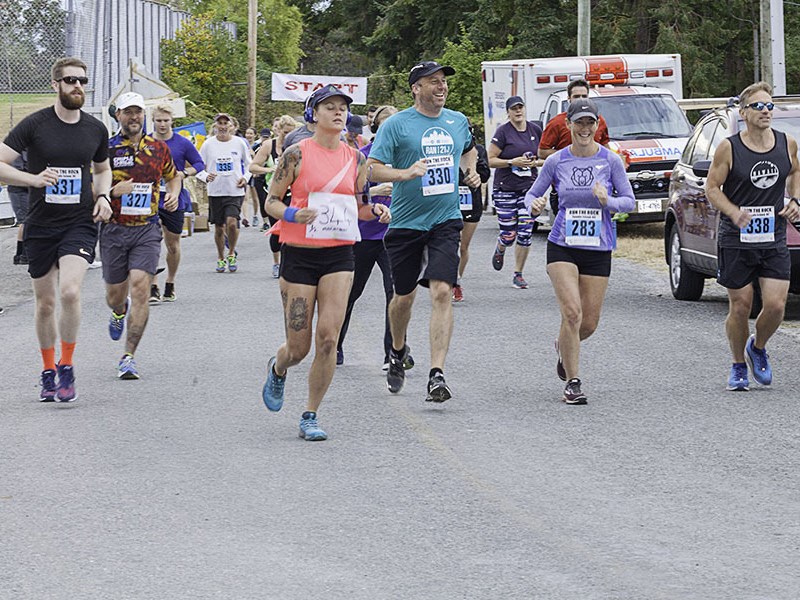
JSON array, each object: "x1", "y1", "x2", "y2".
[
  {"x1": 306, "y1": 192, "x2": 361, "y2": 241},
  {"x1": 422, "y1": 155, "x2": 454, "y2": 196},
  {"x1": 45, "y1": 168, "x2": 82, "y2": 204},
  {"x1": 511, "y1": 165, "x2": 532, "y2": 178},
  {"x1": 740, "y1": 206, "x2": 775, "y2": 243},
  {"x1": 458, "y1": 186, "x2": 473, "y2": 214},
  {"x1": 159, "y1": 178, "x2": 166, "y2": 193},
  {"x1": 216, "y1": 157, "x2": 234, "y2": 174},
  {"x1": 565, "y1": 207, "x2": 602, "y2": 247},
  {"x1": 120, "y1": 183, "x2": 154, "y2": 215}
]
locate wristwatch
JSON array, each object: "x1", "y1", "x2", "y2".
[
  {"x1": 790, "y1": 197, "x2": 800, "y2": 207},
  {"x1": 95, "y1": 193, "x2": 110, "y2": 203},
  {"x1": 507, "y1": 160, "x2": 513, "y2": 168}
]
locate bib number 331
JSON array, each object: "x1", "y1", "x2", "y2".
[{"x1": 45, "y1": 167, "x2": 82, "y2": 204}]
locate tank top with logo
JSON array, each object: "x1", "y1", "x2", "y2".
[{"x1": 719, "y1": 130, "x2": 791, "y2": 249}]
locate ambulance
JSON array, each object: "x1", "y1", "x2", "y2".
[{"x1": 481, "y1": 54, "x2": 693, "y2": 222}]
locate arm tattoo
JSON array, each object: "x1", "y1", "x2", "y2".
[
  {"x1": 288, "y1": 297, "x2": 309, "y2": 332},
  {"x1": 274, "y1": 145, "x2": 301, "y2": 182}
]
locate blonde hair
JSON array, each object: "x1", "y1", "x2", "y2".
[
  {"x1": 739, "y1": 81, "x2": 772, "y2": 107},
  {"x1": 277, "y1": 114, "x2": 298, "y2": 130},
  {"x1": 152, "y1": 104, "x2": 174, "y2": 117},
  {"x1": 51, "y1": 57, "x2": 87, "y2": 81}
]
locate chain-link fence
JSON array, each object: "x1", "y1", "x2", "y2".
[{"x1": 0, "y1": 0, "x2": 235, "y2": 139}]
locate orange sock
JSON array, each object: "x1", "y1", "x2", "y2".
[
  {"x1": 61, "y1": 341, "x2": 76, "y2": 366},
  {"x1": 41, "y1": 347, "x2": 56, "y2": 371}
]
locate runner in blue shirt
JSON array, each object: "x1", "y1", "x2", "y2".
[
  {"x1": 151, "y1": 104, "x2": 207, "y2": 302},
  {"x1": 526, "y1": 99, "x2": 634, "y2": 405},
  {"x1": 368, "y1": 60, "x2": 480, "y2": 403}
]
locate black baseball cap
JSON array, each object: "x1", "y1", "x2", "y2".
[
  {"x1": 505, "y1": 96, "x2": 525, "y2": 110},
  {"x1": 567, "y1": 99, "x2": 599, "y2": 121},
  {"x1": 408, "y1": 61, "x2": 456, "y2": 86},
  {"x1": 308, "y1": 84, "x2": 353, "y2": 110}
]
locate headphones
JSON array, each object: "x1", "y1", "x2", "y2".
[
  {"x1": 370, "y1": 105, "x2": 394, "y2": 134},
  {"x1": 303, "y1": 86, "x2": 352, "y2": 125}
]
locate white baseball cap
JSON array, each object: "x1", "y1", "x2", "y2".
[{"x1": 116, "y1": 92, "x2": 146, "y2": 110}]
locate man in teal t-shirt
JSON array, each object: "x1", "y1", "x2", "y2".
[{"x1": 368, "y1": 60, "x2": 480, "y2": 404}]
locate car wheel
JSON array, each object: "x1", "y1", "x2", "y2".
[{"x1": 668, "y1": 224, "x2": 705, "y2": 300}]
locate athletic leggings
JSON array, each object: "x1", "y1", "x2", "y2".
[
  {"x1": 494, "y1": 190, "x2": 534, "y2": 248},
  {"x1": 337, "y1": 239, "x2": 393, "y2": 359}
]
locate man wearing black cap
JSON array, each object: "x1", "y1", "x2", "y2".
[
  {"x1": 367, "y1": 60, "x2": 480, "y2": 403},
  {"x1": 487, "y1": 95, "x2": 543, "y2": 289}
]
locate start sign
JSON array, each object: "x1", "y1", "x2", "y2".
[{"x1": 271, "y1": 73, "x2": 368, "y2": 105}]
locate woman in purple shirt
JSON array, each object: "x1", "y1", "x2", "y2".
[
  {"x1": 336, "y1": 105, "x2": 414, "y2": 371},
  {"x1": 526, "y1": 99, "x2": 634, "y2": 405}
]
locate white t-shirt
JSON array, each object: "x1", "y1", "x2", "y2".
[{"x1": 200, "y1": 136, "x2": 252, "y2": 197}]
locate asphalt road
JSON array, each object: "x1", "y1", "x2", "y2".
[{"x1": 1, "y1": 218, "x2": 799, "y2": 600}]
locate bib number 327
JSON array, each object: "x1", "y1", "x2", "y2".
[{"x1": 120, "y1": 183, "x2": 154, "y2": 215}]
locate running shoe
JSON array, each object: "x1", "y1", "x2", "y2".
[
  {"x1": 555, "y1": 340, "x2": 566, "y2": 382},
  {"x1": 336, "y1": 349, "x2": 344, "y2": 366},
  {"x1": 452, "y1": 284, "x2": 464, "y2": 302},
  {"x1": 726, "y1": 363, "x2": 750, "y2": 391},
  {"x1": 745, "y1": 335, "x2": 772, "y2": 385},
  {"x1": 39, "y1": 369, "x2": 57, "y2": 402},
  {"x1": 252, "y1": 216, "x2": 260, "y2": 227},
  {"x1": 216, "y1": 259, "x2": 227, "y2": 273},
  {"x1": 512, "y1": 272, "x2": 529, "y2": 289},
  {"x1": 149, "y1": 284, "x2": 162, "y2": 304},
  {"x1": 382, "y1": 357, "x2": 390, "y2": 371},
  {"x1": 563, "y1": 378, "x2": 587, "y2": 405},
  {"x1": 55, "y1": 363, "x2": 77, "y2": 402},
  {"x1": 13, "y1": 253, "x2": 29, "y2": 265},
  {"x1": 492, "y1": 244, "x2": 505, "y2": 271},
  {"x1": 299, "y1": 411, "x2": 328, "y2": 441},
  {"x1": 227, "y1": 254, "x2": 238, "y2": 273},
  {"x1": 162, "y1": 283, "x2": 176, "y2": 302},
  {"x1": 242, "y1": 218, "x2": 250, "y2": 228},
  {"x1": 403, "y1": 350, "x2": 415, "y2": 370},
  {"x1": 118, "y1": 354, "x2": 140, "y2": 380},
  {"x1": 387, "y1": 345, "x2": 409, "y2": 394},
  {"x1": 108, "y1": 299, "x2": 128, "y2": 341},
  {"x1": 262, "y1": 356, "x2": 286, "y2": 412},
  {"x1": 426, "y1": 372, "x2": 452, "y2": 403},
  {"x1": 272, "y1": 263, "x2": 280, "y2": 279}
]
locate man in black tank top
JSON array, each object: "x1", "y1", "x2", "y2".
[{"x1": 706, "y1": 81, "x2": 800, "y2": 391}]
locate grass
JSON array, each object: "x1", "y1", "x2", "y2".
[
  {"x1": 613, "y1": 221, "x2": 667, "y2": 272},
  {"x1": 0, "y1": 93, "x2": 53, "y2": 139}
]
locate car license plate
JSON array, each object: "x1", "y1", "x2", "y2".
[{"x1": 637, "y1": 199, "x2": 662, "y2": 213}]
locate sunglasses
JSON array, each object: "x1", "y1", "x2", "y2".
[
  {"x1": 57, "y1": 76, "x2": 89, "y2": 86},
  {"x1": 744, "y1": 101, "x2": 774, "y2": 111}
]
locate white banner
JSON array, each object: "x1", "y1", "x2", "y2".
[{"x1": 271, "y1": 73, "x2": 368, "y2": 105}]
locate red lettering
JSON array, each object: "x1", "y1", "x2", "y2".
[
  {"x1": 302, "y1": 81, "x2": 314, "y2": 91},
  {"x1": 285, "y1": 80, "x2": 298, "y2": 91},
  {"x1": 343, "y1": 83, "x2": 357, "y2": 93}
]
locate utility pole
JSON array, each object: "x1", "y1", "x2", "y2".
[
  {"x1": 247, "y1": 0, "x2": 257, "y2": 127},
  {"x1": 760, "y1": 0, "x2": 786, "y2": 94},
  {"x1": 577, "y1": 0, "x2": 591, "y2": 56}
]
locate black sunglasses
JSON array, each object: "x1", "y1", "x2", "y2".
[
  {"x1": 744, "y1": 101, "x2": 774, "y2": 111},
  {"x1": 57, "y1": 76, "x2": 89, "y2": 86}
]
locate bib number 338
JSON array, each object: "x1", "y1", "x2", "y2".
[{"x1": 740, "y1": 206, "x2": 775, "y2": 243}]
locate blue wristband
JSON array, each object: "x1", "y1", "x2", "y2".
[{"x1": 283, "y1": 206, "x2": 299, "y2": 223}]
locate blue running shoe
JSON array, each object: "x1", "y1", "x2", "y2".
[
  {"x1": 118, "y1": 354, "x2": 140, "y2": 380},
  {"x1": 216, "y1": 259, "x2": 226, "y2": 273},
  {"x1": 299, "y1": 411, "x2": 327, "y2": 441},
  {"x1": 55, "y1": 363, "x2": 77, "y2": 402},
  {"x1": 726, "y1": 363, "x2": 749, "y2": 391},
  {"x1": 745, "y1": 335, "x2": 772, "y2": 385},
  {"x1": 262, "y1": 356, "x2": 286, "y2": 411},
  {"x1": 108, "y1": 298, "x2": 128, "y2": 341},
  {"x1": 39, "y1": 369, "x2": 57, "y2": 402},
  {"x1": 227, "y1": 254, "x2": 238, "y2": 272}
]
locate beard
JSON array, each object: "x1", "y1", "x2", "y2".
[{"x1": 59, "y1": 87, "x2": 85, "y2": 110}]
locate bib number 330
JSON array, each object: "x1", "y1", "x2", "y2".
[{"x1": 422, "y1": 156, "x2": 454, "y2": 197}]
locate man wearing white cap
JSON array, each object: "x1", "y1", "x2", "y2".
[
  {"x1": 0, "y1": 56, "x2": 112, "y2": 403},
  {"x1": 105, "y1": 91, "x2": 181, "y2": 380}
]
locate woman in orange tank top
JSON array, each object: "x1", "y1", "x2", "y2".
[{"x1": 260, "y1": 85, "x2": 391, "y2": 441}]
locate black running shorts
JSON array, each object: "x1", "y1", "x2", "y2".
[
  {"x1": 280, "y1": 244, "x2": 355, "y2": 286},
  {"x1": 24, "y1": 222, "x2": 98, "y2": 279},
  {"x1": 717, "y1": 245, "x2": 790, "y2": 289},
  {"x1": 546, "y1": 240, "x2": 611, "y2": 277},
  {"x1": 383, "y1": 218, "x2": 463, "y2": 295}
]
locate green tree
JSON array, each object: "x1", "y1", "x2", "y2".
[{"x1": 161, "y1": 14, "x2": 248, "y2": 115}]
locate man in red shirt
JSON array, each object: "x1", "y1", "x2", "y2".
[{"x1": 539, "y1": 79, "x2": 610, "y2": 215}]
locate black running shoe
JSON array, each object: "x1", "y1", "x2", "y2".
[
  {"x1": 426, "y1": 372, "x2": 452, "y2": 403},
  {"x1": 387, "y1": 345, "x2": 408, "y2": 394},
  {"x1": 149, "y1": 284, "x2": 161, "y2": 304},
  {"x1": 562, "y1": 378, "x2": 587, "y2": 405}
]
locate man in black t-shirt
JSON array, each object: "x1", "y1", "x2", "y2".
[
  {"x1": 0, "y1": 57, "x2": 112, "y2": 403},
  {"x1": 706, "y1": 81, "x2": 800, "y2": 391}
]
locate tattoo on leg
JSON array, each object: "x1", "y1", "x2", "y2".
[
  {"x1": 281, "y1": 289, "x2": 288, "y2": 308},
  {"x1": 288, "y1": 297, "x2": 309, "y2": 332}
]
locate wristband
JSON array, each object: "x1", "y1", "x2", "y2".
[
  {"x1": 371, "y1": 205, "x2": 381, "y2": 217},
  {"x1": 791, "y1": 197, "x2": 800, "y2": 207},
  {"x1": 95, "y1": 193, "x2": 110, "y2": 203},
  {"x1": 283, "y1": 206, "x2": 299, "y2": 223}
]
